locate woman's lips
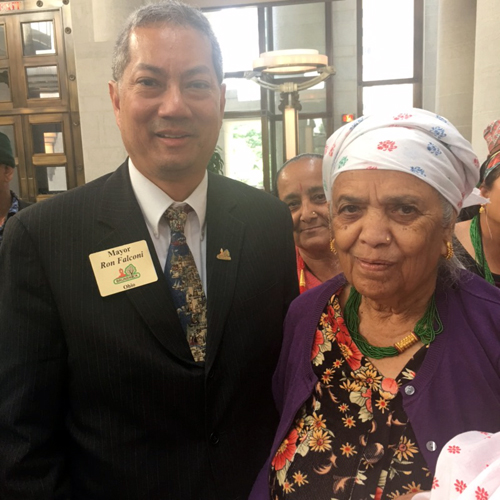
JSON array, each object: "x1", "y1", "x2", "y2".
[{"x1": 356, "y1": 257, "x2": 394, "y2": 271}]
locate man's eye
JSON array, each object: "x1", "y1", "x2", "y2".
[
  {"x1": 188, "y1": 81, "x2": 210, "y2": 90},
  {"x1": 138, "y1": 78, "x2": 157, "y2": 87}
]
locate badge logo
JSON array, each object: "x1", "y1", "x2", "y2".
[{"x1": 113, "y1": 264, "x2": 141, "y2": 285}]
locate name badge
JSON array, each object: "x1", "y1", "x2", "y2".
[{"x1": 89, "y1": 240, "x2": 158, "y2": 297}]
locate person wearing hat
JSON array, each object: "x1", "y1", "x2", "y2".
[
  {"x1": 455, "y1": 119, "x2": 500, "y2": 287},
  {"x1": 0, "y1": 132, "x2": 30, "y2": 247}
]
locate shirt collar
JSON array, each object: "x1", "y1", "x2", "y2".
[{"x1": 128, "y1": 159, "x2": 208, "y2": 238}]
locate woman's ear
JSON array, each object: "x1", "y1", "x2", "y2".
[{"x1": 479, "y1": 183, "x2": 490, "y2": 200}]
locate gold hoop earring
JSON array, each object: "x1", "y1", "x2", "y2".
[
  {"x1": 445, "y1": 241, "x2": 454, "y2": 260},
  {"x1": 330, "y1": 238, "x2": 337, "y2": 255}
]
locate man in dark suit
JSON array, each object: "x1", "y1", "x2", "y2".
[
  {"x1": 0, "y1": 132, "x2": 30, "y2": 248},
  {"x1": 0, "y1": 2, "x2": 298, "y2": 499}
]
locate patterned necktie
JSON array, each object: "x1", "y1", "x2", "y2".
[{"x1": 164, "y1": 204, "x2": 207, "y2": 363}]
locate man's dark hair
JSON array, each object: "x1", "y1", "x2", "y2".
[{"x1": 111, "y1": 0, "x2": 223, "y2": 84}]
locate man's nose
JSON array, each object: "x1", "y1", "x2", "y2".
[{"x1": 157, "y1": 85, "x2": 192, "y2": 118}]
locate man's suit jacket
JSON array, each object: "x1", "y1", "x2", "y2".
[{"x1": 0, "y1": 162, "x2": 298, "y2": 500}]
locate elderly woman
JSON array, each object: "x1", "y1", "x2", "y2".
[
  {"x1": 276, "y1": 154, "x2": 341, "y2": 293},
  {"x1": 250, "y1": 109, "x2": 500, "y2": 500},
  {"x1": 455, "y1": 119, "x2": 500, "y2": 287}
]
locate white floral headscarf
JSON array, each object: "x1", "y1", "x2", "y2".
[{"x1": 323, "y1": 109, "x2": 480, "y2": 212}]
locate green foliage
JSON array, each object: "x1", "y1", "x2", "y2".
[
  {"x1": 233, "y1": 126, "x2": 262, "y2": 170},
  {"x1": 207, "y1": 146, "x2": 224, "y2": 175}
]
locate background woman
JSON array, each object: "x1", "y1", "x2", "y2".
[
  {"x1": 276, "y1": 153, "x2": 341, "y2": 293},
  {"x1": 251, "y1": 109, "x2": 500, "y2": 500},
  {"x1": 455, "y1": 119, "x2": 500, "y2": 287}
]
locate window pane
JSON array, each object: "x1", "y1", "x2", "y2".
[
  {"x1": 26, "y1": 65, "x2": 60, "y2": 98},
  {"x1": 362, "y1": 0, "x2": 414, "y2": 81},
  {"x1": 0, "y1": 25, "x2": 6, "y2": 58},
  {"x1": 224, "y1": 78, "x2": 261, "y2": 112},
  {"x1": 217, "y1": 119, "x2": 263, "y2": 189},
  {"x1": 0, "y1": 124, "x2": 19, "y2": 194},
  {"x1": 36, "y1": 166, "x2": 67, "y2": 195},
  {"x1": 205, "y1": 8, "x2": 259, "y2": 73},
  {"x1": 298, "y1": 118, "x2": 327, "y2": 155},
  {"x1": 22, "y1": 21, "x2": 56, "y2": 56},
  {"x1": 0, "y1": 68, "x2": 11, "y2": 101},
  {"x1": 272, "y1": 2, "x2": 326, "y2": 53},
  {"x1": 362, "y1": 84, "x2": 413, "y2": 116},
  {"x1": 32, "y1": 122, "x2": 64, "y2": 154}
]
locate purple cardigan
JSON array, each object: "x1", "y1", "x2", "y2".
[{"x1": 250, "y1": 271, "x2": 500, "y2": 500}]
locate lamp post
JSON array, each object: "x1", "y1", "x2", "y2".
[{"x1": 246, "y1": 49, "x2": 335, "y2": 161}]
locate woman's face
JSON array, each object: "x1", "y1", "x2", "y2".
[
  {"x1": 481, "y1": 171, "x2": 500, "y2": 223},
  {"x1": 331, "y1": 170, "x2": 452, "y2": 303},
  {"x1": 277, "y1": 157, "x2": 330, "y2": 255}
]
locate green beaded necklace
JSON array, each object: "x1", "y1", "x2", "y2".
[
  {"x1": 470, "y1": 214, "x2": 495, "y2": 285},
  {"x1": 343, "y1": 286, "x2": 443, "y2": 359}
]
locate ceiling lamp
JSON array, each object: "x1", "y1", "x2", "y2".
[{"x1": 246, "y1": 49, "x2": 335, "y2": 161}]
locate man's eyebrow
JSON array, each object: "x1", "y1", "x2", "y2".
[
  {"x1": 183, "y1": 65, "x2": 213, "y2": 78},
  {"x1": 133, "y1": 64, "x2": 213, "y2": 79}
]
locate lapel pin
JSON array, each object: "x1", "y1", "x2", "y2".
[{"x1": 216, "y1": 248, "x2": 231, "y2": 261}]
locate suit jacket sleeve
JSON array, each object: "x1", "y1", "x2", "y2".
[{"x1": 0, "y1": 215, "x2": 70, "y2": 499}]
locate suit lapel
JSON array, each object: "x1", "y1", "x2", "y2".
[
  {"x1": 95, "y1": 162, "x2": 195, "y2": 364},
  {"x1": 205, "y1": 173, "x2": 245, "y2": 372}
]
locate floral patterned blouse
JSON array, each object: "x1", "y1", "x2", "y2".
[{"x1": 269, "y1": 289, "x2": 433, "y2": 500}]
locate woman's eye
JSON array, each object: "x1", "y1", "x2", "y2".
[
  {"x1": 339, "y1": 205, "x2": 359, "y2": 214},
  {"x1": 287, "y1": 201, "x2": 300, "y2": 211},
  {"x1": 312, "y1": 194, "x2": 327, "y2": 203},
  {"x1": 397, "y1": 205, "x2": 417, "y2": 215}
]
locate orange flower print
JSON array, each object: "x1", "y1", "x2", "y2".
[
  {"x1": 272, "y1": 429, "x2": 298, "y2": 471},
  {"x1": 403, "y1": 481, "x2": 422, "y2": 494},
  {"x1": 283, "y1": 481, "x2": 295, "y2": 494},
  {"x1": 310, "y1": 329, "x2": 324, "y2": 361},
  {"x1": 312, "y1": 412, "x2": 327, "y2": 430},
  {"x1": 375, "y1": 397, "x2": 389, "y2": 413},
  {"x1": 340, "y1": 442, "x2": 357, "y2": 457},
  {"x1": 336, "y1": 319, "x2": 363, "y2": 371},
  {"x1": 338, "y1": 403, "x2": 349, "y2": 413},
  {"x1": 321, "y1": 368, "x2": 334, "y2": 384},
  {"x1": 333, "y1": 358, "x2": 343, "y2": 368},
  {"x1": 362, "y1": 388, "x2": 373, "y2": 414},
  {"x1": 380, "y1": 377, "x2": 399, "y2": 400},
  {"x1": 374, "y1": 487, "x2": 383, "y2": 500},
  {"x1": 309, "y1": 429, "x2": 332, "y2": 452},
  {"x1": 342, "y1": 415, "x2": 356, "y2": 428},
  {"x1": 394, "y1": 436, "x2": 418, "y2": 461},
  {"x1": 292, "y1": 471, "x2": 308, "y2": 486}
]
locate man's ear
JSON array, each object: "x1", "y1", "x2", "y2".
[{"x1": 109, "y1": 80, "x2": 121, "y2": 128}]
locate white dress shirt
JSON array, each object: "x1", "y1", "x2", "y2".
[{"x1": 128, "y1": 159, "x2": 208, "y2": 294}]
